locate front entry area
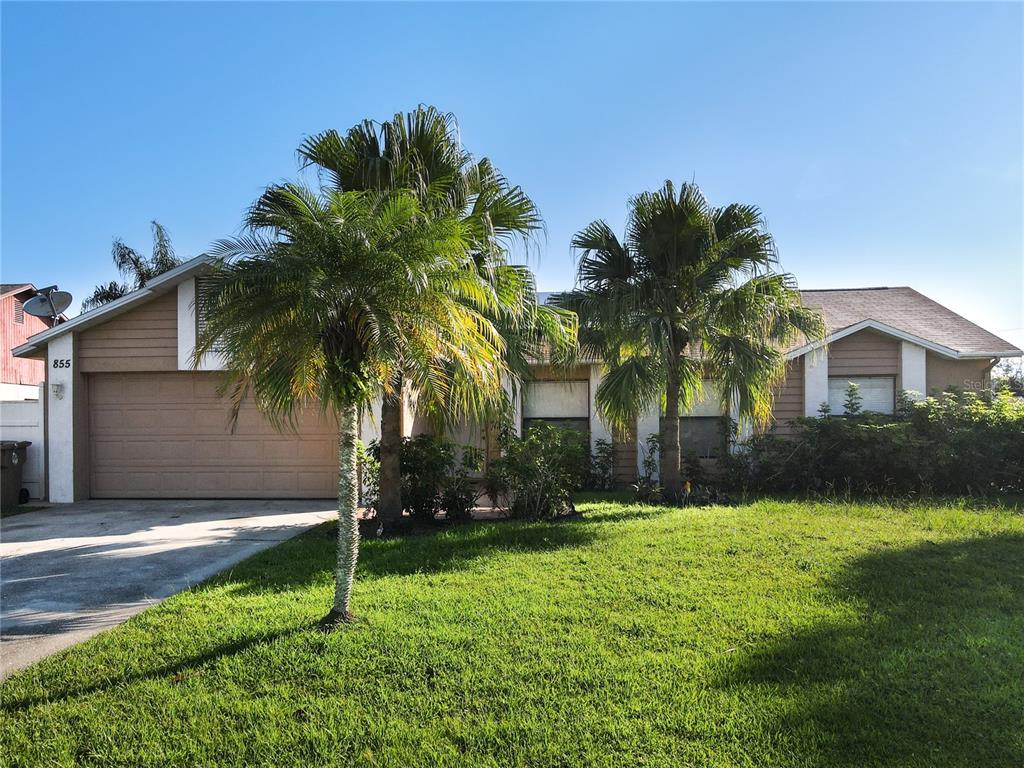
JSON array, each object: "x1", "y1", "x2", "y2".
[{"x1": 88, "y1": 373, "x2": 338, "y2": 498}]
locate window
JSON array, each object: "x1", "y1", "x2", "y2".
[
  {"x1": 522, "y1": 418, "x2": 590, "y2": 438},
  {"x1": 827, "y1": 376, "x2": 895, "y2": 415},
  {"x1": 522, "y1": 381, "x2": 589, "y2": 419},
  {"x1": 194, "y1": 276, "x2": 223, "y2": 353},
  {"x1": 660, "y1": 416, "x2": 726, "y2": 458},
  {"x1": 13, "y1": 298, "x2": 24, "y2": 324},
  {"x1": 195, "y1": 276, "x2": 212, "y2": 337}
]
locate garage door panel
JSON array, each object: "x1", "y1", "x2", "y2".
[
  {"x1": 91, "y1": 440, "x2": 125, "y2": 461},
  {"x1": 121, "y1": 409, "x2": 159, "y2": 430},
  {"x1": 90, "y1": 376, "x2": 125, "y2": 402},
  {"x1": 224, "y1": 440, "x2": 262, "y2": 461},
  {"x1": 88, "y1": 373, "x2": 337, "y2": 498},
  {"x1": 193, "y1": 473, "x2": 230, "y2": 492},
  {"x1": 300, "y1": 471, "x2": 335, "y2": 490},
  {"x1": 161, "y1": 473, "x2": 193, "y2": 493},
  {"x1": 263, "y1": 472, "x2": 298, "y2": 494}
]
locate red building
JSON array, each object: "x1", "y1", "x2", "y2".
[{"x1": 1, "y1": 284, "x2": 61, "y2": 399}]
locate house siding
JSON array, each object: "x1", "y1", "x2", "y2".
[
  {"x1": 612, "y1": 425, "x2": 637, "y2": 486},
  {"x1": 925, "y1": 354, "x2": 994, "y2": 394},
  {"x1": 769, "y1": 357, "x2": 804, "y2": 434},
  {"x1": 78, "y1": 291, "x2": 178, "y2": 373},
  {"x1": 827, "y1": 329, "x2": 900, "y2": 379},
  {"x1": 1, "y1": 293, "x2": 52, "y2": 385}
]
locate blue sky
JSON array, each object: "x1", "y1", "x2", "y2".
[{"x1": 3, "y1": 2, "x2": 1022, "y2": 350}]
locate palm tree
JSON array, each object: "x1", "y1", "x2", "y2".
[
  {"x1": 552, "y1": 181, "x2": 824, "y2": 497},
  {"x1": 298, "y1": 107, "x2": 575, "y2": 531},
  {"x1": 82, "y1": 221, "x2": 182, "y2": 311},
  {"x1": 194, "y1": 182, "x2": 508, "y2": 627}
]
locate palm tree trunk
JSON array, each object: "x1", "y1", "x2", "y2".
[
  {"x1": 377, "y1": 379, "x2": 404, "y2": 532},
  {"x1": 320, "y1": 403, "x2": 360, "y2": 628},
  {"x1": 661, "y1": 366, "x2": 682, "y2": 498}
]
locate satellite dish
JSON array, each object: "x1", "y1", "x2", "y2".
[{"x1": 24, "y1": 286, "x2": 72, "y2": 320}]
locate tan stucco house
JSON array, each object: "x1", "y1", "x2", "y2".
[{"x1": 12, "y1": 256, "x2": 1021, "y2": 501}]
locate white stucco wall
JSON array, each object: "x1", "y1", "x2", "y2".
[
  {"x1": 360, "y1": 397, "x2": 382, "y2": 445},
  {"x1": 497, "y1": 375, "x2": 522, "y2": 436},
  {"x1": 803, "y1": 348, "x2": 829, "y2": 416},
  {"x1": 0, "y1": 383, "x2": 43, "y2": 401},
  {"x1": 46, "y1": 334, "x2": 75, "y2": 502},
  {"x1": 588, "y1": 366, "x2": 611, "y2": 450},
  {"x1": 0, "y1": 392, "x2": 45, "y2": 499},
  {"x1": 178, "y1": 278, "x2": 225, "y2": 371},
  {"x1": 637, "y1": 401, "x2": 660, "y2": 481}
]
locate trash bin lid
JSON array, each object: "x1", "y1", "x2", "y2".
[{"x1": 0, "y1": 441, "x2": 31, "y2": 450}]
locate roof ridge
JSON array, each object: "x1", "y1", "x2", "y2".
[{"x1": 800, "y1": 286, "x2": 908, "y2": 292}]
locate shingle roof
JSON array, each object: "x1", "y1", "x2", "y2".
[
  {"x1": 798, "y1": 287, "x2": 1021, "y2": 357},
  {"x1": 1, "y1": 283, "x2": 33, "y2": 297},
  {"x1": 540, "y1": 286, "x2": 1020, "y2": 358}
]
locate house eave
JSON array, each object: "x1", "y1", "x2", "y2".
[
  {"x1": 784, "y1": 319, "x2": 1021, "y2": 362},
  {"x1": 12, "y1": 254, "x2": 215, "y2": 359}
]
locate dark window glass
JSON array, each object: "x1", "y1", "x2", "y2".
[
  {"x1": 522, "y1": 417, "x2": 590, "y2": 438},
  {"x1": 661, "y1": 416, "x2": 725, "y2": 458}
]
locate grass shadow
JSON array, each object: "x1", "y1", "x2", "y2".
[
  {"x1": 358, "y1": 518, "x2": 602, "y2": 578},
  {"x1": 716, "y1": 533, "x2": 1024, "y2": 766},
  {"x1": 223, "y1": 517, "x2": 603, "y2": 596},
  {"x1": 1, "y1": 625, "x2": 307, "y2": 714}
]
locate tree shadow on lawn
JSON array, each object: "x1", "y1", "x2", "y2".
[
  {"x1": 1, "y1": 521, "x2": 601, "y2": 712},
  {"x1": 358, "y1": 519, "x2": 601, "y2": 578},
  {"x1": 716, "y1": 533, "x2": 1024, "y2": 766},
  {"x1": 1, "y1": 625, "x2": 306, "y2": 714},
  {"x1": 223, "y1": 517, "x2": 603, "y2": 596}
]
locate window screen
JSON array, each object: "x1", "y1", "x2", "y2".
[
  {"x1": 194, "y1": 276, "x2": 223, "y2": 352},
  {"x1": 828, "y1": 376, "x2": 895, "y2": 415}
]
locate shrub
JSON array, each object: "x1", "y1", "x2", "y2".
[
  {"x1": 440, "y1": 445, "x2": 483, "y2": 522},
  {"x1": 632, "y1": 433, "x2": 663, "y2": 504},
  {"x1": 357, "y1": 439, "x2": 380, "y2": 510},
  {"x1": 373, "y1": 434, "x2": 484, "y2": 521},
  {"x1": 589, "y1": 438, "x2": 615, "y2": 490},
  {"x1": 724, "y1": 390, "x2": 1024, "y2": 497},
  {"x1": 399, "y1": 434, "x2": 454, "y2": 519},
  {"x1": 486, "y1": 423, "x2": 588, "y2": 518}
]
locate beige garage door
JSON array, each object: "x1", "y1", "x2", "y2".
[{"x1": 89, "y1": 373, "x2": 338, "y2": 498}]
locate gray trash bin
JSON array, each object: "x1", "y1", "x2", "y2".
[{"x1": 1, "y1": 441, "x2": 32, "y2": 511}]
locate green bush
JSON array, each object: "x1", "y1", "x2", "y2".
[
  {"x1": 371, "y1": 434, "x2": 485, "y2": 521},
  {"x1": 396, "y1": 434, "x2": 453, "y2": 519},
  {"x1": 485, "y1": 423, "x2": 588, "y2": 518},
  {"x1": 356, "y1": 439, "x2": 380, "y2": 510},
  {"x1": 632, "y1": 433, "x2": 663, "y2": 504},
  {"x1": 589, "y1": 438, "x2": 614, "y2": 490},
  {"x1": 724, "y1": 390, "x2": 1024, "y2": 497},
  {"x1": 440, "y1": 445, "x2": 484, "y2": 522}
]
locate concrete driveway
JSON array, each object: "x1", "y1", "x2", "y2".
[{"x1": 0, "y1": 499, "x2": 335, "y2": 679}]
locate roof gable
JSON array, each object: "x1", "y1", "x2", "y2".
[
  {"x1": 11, "y1": 255, "x2": 214, "y2": 359},
  {"x1": 795, "y1": 287, "x2": 1020, "y2": 358},
  {"x1": 1, "y1": 283, "x2": 35, "y2": 299}
]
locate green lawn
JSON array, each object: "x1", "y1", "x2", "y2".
[{"x1": 2, "y1": 498, "x2": 1023, "y2": 767}]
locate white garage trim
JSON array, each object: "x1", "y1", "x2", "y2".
[{"x1": 46, "y1": 334, "x2": 76, "y2": 502}]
